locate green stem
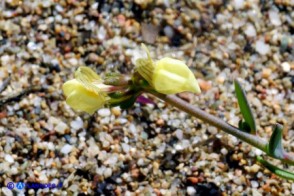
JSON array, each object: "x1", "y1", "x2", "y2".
[{"x1": 149, "y1": 91, "x2": 294, "y2": 164}]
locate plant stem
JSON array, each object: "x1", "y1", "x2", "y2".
[{"x1": 150, "y1": 91, "x2": 294, "y2": 164}]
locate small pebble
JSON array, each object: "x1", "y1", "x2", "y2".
[
  {"x1": 262, "y1": 68, "x2": 272, "y2": 78},
  {"x1": 175, "y1": 129, "x2": 183, "y2": 140},
  {"x1": 281, "y1": 62, "x2": 290, "y2": 72},
  {"x1": 98, "y1": 108, "x2": 111, "y2": 117},
  {"x1": 252, "y1": 188, "x2": 262, "y2": 196},
  {"x1": 70, "y1": 117, "x2": 83, "y2": 130},
  {"x1": 187, "y1": 186, "x2": 196, "y2": 196},
  {"x1": 55, "y1": 121, "x2": 68, "y2": 134},
  {"x1": 163, "y1": 26, "x2": 174, "y2": 38},
  {"x1": 233, "y1": 0, "x2": 244, "y2": 9},
  {"x1": 198, "y1": 79, "x2": 212, "y2": 91},
  {"x1": 1, "y1": 187, "x2": 13, "y2": 196},
  {"x1": 251, "y1": 181, "x2": 259, "y2": 188},
  {"x1": 220, "y1": 148, "x2": 228, "y2": 155},
  {"x1": 61, "y1": 144, "x2": 73, "y2": 154},
  {"x1": 245, "y1": 24, "x2": 256, "y2": 37},
  {"x1": 4, "y1": 154, "x2": 14, "y2": 163},
  {"x1": 269, "y1": 10, "x2": 281, "y2": 26},
  {"x1": 104, "y1": 168, "x2": 112, "y2": 178},
  {"x1": 255, "y1": 40, "x2": 270, "y2": 55}
]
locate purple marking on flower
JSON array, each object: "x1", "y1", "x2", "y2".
[{"x1": 136, "y1": 95, "x2": 154, "y2": 105}]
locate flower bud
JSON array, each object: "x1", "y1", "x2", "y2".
[{"x1": 136, "y1": 44, "x2": 201, "y2": 94}]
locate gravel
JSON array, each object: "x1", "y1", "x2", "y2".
[{"x1": 0, "y1": 0, "x2": 293, "y2": 195}]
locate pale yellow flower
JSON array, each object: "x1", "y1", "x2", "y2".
[
  {"x1": 136, "y1": 44, "x2": 201, "y2": 94},
  {"x1": 62, "y1": 66, "x2": 110, "y2": 114}
]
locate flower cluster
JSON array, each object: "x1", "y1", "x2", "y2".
[{"x1": 62, "y1": 44, "x2": 201, "y2": 114}]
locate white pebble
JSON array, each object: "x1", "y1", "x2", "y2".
[
  {"x1": 91, "y1": 3, "x2": 98, "y2": 9},
  {"x1": 251, "y1": 180, "x2": 259, "y2": 188},
  {"x1": 55, "y1": 4, "x2": 64, "y2": 12},
  {"x1": 255, "y1": 39, "x2": 270, "y2": 55},
  {"x1": 187, "y1": 186, "x2": 196, "y2": 196},
  {"x1": 233, "y1": 0, "x2": 244, "y2": 10},
  {"x1": 129, "y1": 124, "x2": 137, "y2": 139},
  {"x1": 175, "y1": 140, "x2": 190, "y2": 151},
  {"x1": 105, "y1": 155, "x2": 118, "y2": 166},
  {"x1": 98, "y1": 108, "x2": 111, "y2": 117},
  {"x1": 163, "y1": 26, "x2": 174, "y2": 38},
  {"x1": 98, "y1": 26, "x2": 107, "y2": 40},
  {"x1": 68, "y1": 58, "x2": 78, "y2": 66},
  {"x1": 87, "y1": 142, "x2": 100, "y2": 157},
  {"x1": 55, "y1": 121, "x2": 68, "y2": 134},
  {"x1": 1, "y1": 55, "x2": 10, "y2": 65},
  {"x1": 118, "y1": 118, "x2": 128, "y2": 124},
  {"x1": 269, "y1": 10, "x2": 281, "y2": 26},
  {"x1": 33, "y1": 97, "x2": 43, "y2": 107},
  {"x1": 220, "y1": 148, "x2": 228, "y2": 155},
  {"x1": 237, "y1": 185, "x2": 243, "y2": 192},
  {"x1": 175, "y1": 129, "x2": 183, "y2": 140},
  {"x1": 254, "y1": 149, "x2": 264, "y2": 156},
  {"x1": 171, "y1": 119, "x2": 181, "y2": 127},
  {"x1": 42, "y1": 0, "x2": 52, "y2": 8},
  {"x1": 245, "y1": 24, "x2": 256, "y2": 37},
  {"x1": 104, "y1": 168, "x2": 112, "y2": 178},
  {"x1": 39, "y1": 173, "x2": 48, "y2": 182},
  {"x1": 75, "y1": 15, "x2": 84, "y2": 23},
  {"x1": 70, "y1": 117, "x2": 83, "y2": 130},
  {"x1": 27, "y1": 42, "x2": 38, "y2": 51},
  {"x1": 4, "y1": 154, "x2": 14, "y2": 163},
  {"x1": 10, "y1": 166, "x2": 18, "y2": 175},
  {"x1": 2, "y1": 187, "x2": 13, "y2": 196},
  {"x1": 281, "y1": 62, "x2": 290, "y2": 72},
  {"x1": 68, "y1": 184, "x2": 79, "y2": 192},
  {"x1": 208, "y1": 126, "x2": 218, "y2": 134},
  {"x1": 252, "y1": 188, "x2": 262, "y2": 196},
  {"x1": 121, "y1": 143, "x2": 130, "y2": 153},
  {"x1": 257, "y1": 172, "x2": 263, "y2": 178},
  {"x1": 137, "y1": 158, "x2": 144, "y2": 166},
  {"x1": 60, "y1": 144, "x2": 73, "y2": 154}
]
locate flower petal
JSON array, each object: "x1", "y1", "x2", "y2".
[
  {"x1": 135, "y1": 44, "x2": 154, "y2": 84},
  {"x1": 62, "y1": 78, "x2": 106, "y2": 114},
  {"x1": 62, "y1": 79, "x2": 80, "y2": 97},
  {"x1": 153, "y1": 57, "x2": 201, "y2": 94},
  {"x1": 75, "y1": 66, "x2": 102, "y2": 93}
]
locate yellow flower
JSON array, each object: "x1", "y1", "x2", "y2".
[
  {"x1": 62, "y1": 66, "x2": 110, "y2": 114},
  {"x1": 136, "y1": 44, "x2": 201, "y2": 94}
]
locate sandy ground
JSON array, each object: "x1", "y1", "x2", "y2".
[{"x1": 0, "y1": 0, "x2": 293, "y2": 195}]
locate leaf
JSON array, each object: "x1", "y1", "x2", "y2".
[
  {"x1": 257, "y1": 156, "x2": 294, "y2": 181},
  {"x1": 119, "y1": 94, "x2": 139, "y2": 109},
  {"x1": 238, "y1": 120, "x2": 251, "y2": 133},
  {"x1": 267, "y1": 124, "x2": 285, "y2": 159},
  {"x1": 234, "y1": 79, "x2": 256, "y2": 134}
]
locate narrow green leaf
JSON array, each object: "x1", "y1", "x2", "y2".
[
  {"x1": 119, "y1": 94, "x2": 139, "y2": 109},
  {"x1": 234, "y1": 79, "x2": 256, "y2": 134},
  {"x1": 267, "y1": 124, "x2": 285, "y2": 159},
  {"x1": 257, "y1": 156, "x2": 294, "y2": 181},
  {"x1": 238, "y1": 120, "x2": 251, "y2": 133}
]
